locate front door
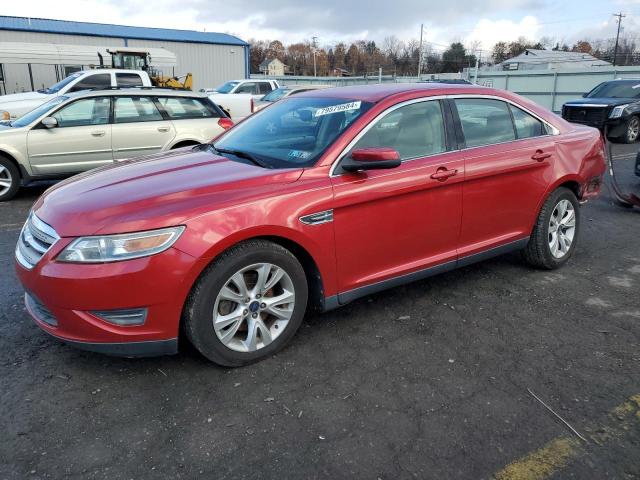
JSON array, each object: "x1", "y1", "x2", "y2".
[
  {"x1": 452, "y1": 97, "x2": 556, "y2": 258},
  {"x1": 330, "y1": 99, "x2": 464, "y2": 300},
  {"x1": 111, "y1": 96, "x2": 176, "y2": 160},
  {"x1": 27, "y1": 97, "x2": 113, "y2": 175}
]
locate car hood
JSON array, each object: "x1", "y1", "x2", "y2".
[
  {"x1": 564, "y1": 97, "x2": 637, "y2": 107},
  {"x1": 0, "y1": 91, "x2": 50, "y2": 105},
  {"x1": 33, "y1": 147, "x2": 304, "y2": 237}
]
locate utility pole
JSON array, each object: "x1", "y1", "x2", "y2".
[
  {"x1": 613, "y1": 12, "x2": 625, "y2": 66},
  {"x1": 473, "y1": 50, "x2": 481, "y2": 84},
  {"x1": 417, "y1": 23, "x2": 424, "y2": 79},
  {"x1": 312, "y1": 36, "x2": 318, "y2": 77}
]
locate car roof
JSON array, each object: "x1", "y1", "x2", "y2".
[
  {"x1": 64, "y1": 88, "x2": 207, "y2": 99},
  {"x1": 293, "y1": 82, "x2": 493, "y2": 102}
]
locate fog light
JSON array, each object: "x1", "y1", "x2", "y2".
[{"x1": 91, "y1": 308, "x2": 148, "y2": 326}]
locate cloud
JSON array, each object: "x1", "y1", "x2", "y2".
[{"x1": 463, "y1": 16, "x2": 542, "y2": 50}]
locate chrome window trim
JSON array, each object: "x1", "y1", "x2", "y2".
[
  {"x1": 563, "y1": 103, "x2": 607, "y2": 108},
  {"x1": 329, "y1": 96, "x2": 448, "y2": 177},
  {"x1": 329, "y1": 93, "x2": 560, "y2": 177}
]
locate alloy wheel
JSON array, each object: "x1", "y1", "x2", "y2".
[
  {"x1": 628, "y1": 117, "x2": 640, "y2": 142},
  {"x1": 0, "y1": 165, "x2": 12, "y2": 196},
  {"x1": 213, "y1": 263, "x2": 295, "y2": 352},
  {"x1": 548, "y1": 199, "x2": 576, "y2": 259}
]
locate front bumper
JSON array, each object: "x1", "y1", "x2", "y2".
[{"x1": 16, "y1": 240, "x2": 205, "y2": 357}]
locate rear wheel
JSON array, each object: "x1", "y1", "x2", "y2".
[
  {"x1": 522, "y1": 187, "x2": 580, "y2": 269},
  {"x1": 0, "y1": 156, "x2": 20, "y2": 202},
  {"x1": 184, "y1": 240, "x2": 308, "y2": 366}
]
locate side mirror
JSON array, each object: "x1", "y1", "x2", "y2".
[
  {"x1": 342, "y1": 147, "x2": 401, "y2": 172},
  {"x1": 41, "y1": 117, "x2": 58, "y2": 128}
]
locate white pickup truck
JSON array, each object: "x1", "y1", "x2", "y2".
[
  {"x1": 205, "y1": 79, "x2": 280, "y2": 122},
  {"x1": 0, "y1": 69, "x2": 153, "y2": 120}
]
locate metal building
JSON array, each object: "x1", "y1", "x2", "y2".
[{"x1": 0, "y1": 15, "x2": 249, "y2": 94}]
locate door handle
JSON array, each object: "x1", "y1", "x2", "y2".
[
  {"x1": 91, "y1": 130, "x2": 105, "y2": 137},
  {"x1": 157, "y1": 127, "x2": 170, "y2": 133},
  {"x1": 531, "y1": 150, "x2": 552, "y2": 162},
  {"x1": 430, "y1": 167, "x2": 458, "y2": 181}
]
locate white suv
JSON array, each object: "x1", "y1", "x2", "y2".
[{"x1": 0, "y1": 88, "x2": 233, "y2": 201}]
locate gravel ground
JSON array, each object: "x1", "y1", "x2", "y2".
[{"x1": 1, "y1": 144, "x2": 639, "y2": 480}]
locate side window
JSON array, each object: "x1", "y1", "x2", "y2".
[
  {"x1": 52, "y1": 97, "x2": 110, "y2": 127},
  {"x1": 509, "y1": 105, "x2": 545, "y2": 139},
  {"x1": 114, "y1": 97, "x2": 164, "y2": 123},
  {"x1": 116, "y1": 73, "x2": 144, "y2": 87},
  {"x1": 454, "y1": 98, "x2": 516, "y2": 148},
  {"x1": 158, "y1": 97, "x2": 216, "y2": 119},
  {"x1": 350, "y1": 100, "x2": 447, "y2": 160},
  {"x1": 235, "y1": 82, "x2": 256, "y2": 94},
  {"x1": 68, "y1": 73, "x2": 111, "y2": 92},
  {"x1": 258, "y1": 82, "x2": 273, "y2": 94}
]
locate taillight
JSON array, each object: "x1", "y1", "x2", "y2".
[{"x1": 217, "y1": 117, "x2": 234, "y2": 130}]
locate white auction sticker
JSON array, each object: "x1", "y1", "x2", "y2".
[{"x1": 314, "y1": 101, "x2": 361, "y2": 117}]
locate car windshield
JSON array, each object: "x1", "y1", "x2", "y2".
[
  {"x1": 213, "y1": 96, "x2": 372, "y2": 169},
  {"x1": 261, "y1": 87, "x2": 291, "y2": 102},
  {"x1": 587, "y1": 81, "x2": 640, "y2": 99},
  {"x1": 39, "y1": 72, "x2": 82, "y2": 94},
  {"x1": 11, "y1": 96, "x2": 69, "y2": 128},
  {"x1": 215, "y1": 81, "x2": 240, "y2": 94}
]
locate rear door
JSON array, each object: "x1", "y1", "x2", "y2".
[
  {"x1": 111, "y1": 96, "x2": 176, "y2": 160},
  {"x1": 330, "y1": 98, "x2": 465, "y2": 297},
  {"x1": 156, "y1": 96, "x2": 222, "y2": 143},
  {"x1": 27, "y1": 96, "x2": 113, "y2": 175},
  {"x1": 452, "y1": 97, "x2": 556, "y2": 259}
]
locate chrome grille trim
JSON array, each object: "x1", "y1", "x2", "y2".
[{"x1": 15, "y1": 213, "x2": 59, "y2": 270}]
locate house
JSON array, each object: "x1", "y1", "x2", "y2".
[
  {"x1": 499, "y1": 49, "x2": 611, "y2": 71},
  {"x1": 259, "y1": 58, "x2": 287, "y2": 76},
  {"x1": 332, "y1": 67, "x2": 351, "y2": 77}
]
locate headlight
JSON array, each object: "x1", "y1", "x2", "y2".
[
  {"x1": 0, "y1": 111, "x2": 9, "y2": 121},
  {"x1": 609, "y1": 104, "x2": 630, "y2": 119},
  {"x1": 57, "y1": 226, "x2": 185, "y2": 263}
]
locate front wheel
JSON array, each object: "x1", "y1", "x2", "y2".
[
  {"x1": 522, "y1": 187, "x2": 580, "y2": 270},
  {"x1": 0, "y1": 156, "x2": 20, "y2": 202},
  {"x1": 623, "y1": 115, "x2": 640, "y2": 143},
  {"x1": 184, "y1": 240, "x2": 308, "y2": 366}
]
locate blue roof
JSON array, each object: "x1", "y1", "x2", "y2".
[{"x1": 0, "y1": 16, "x2": 248, "y2": 47}]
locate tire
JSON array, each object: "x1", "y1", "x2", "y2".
[
  {"x1": 170, "y1": 141, "x2": 200, "y2": 150},
  {"x1": 522, "y1": 187, "x2": 580, "y2": 270},
  {"x1": 183, "y1": 240, "x2": 308, "y2": 367},
  {"x1": 622, "y1": 115, "x2": 640, "y2": 143},
  {"x1": 0, "y1": 155, "x2": 20, "y2": 202}
]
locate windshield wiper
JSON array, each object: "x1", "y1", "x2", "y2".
[{"x1": 212, "y1": 146, "x2": 270, "y2": 168}]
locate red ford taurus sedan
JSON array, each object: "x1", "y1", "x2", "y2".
[{"x1": 15, "y1": 83, "x2": 606, "y2": 366}]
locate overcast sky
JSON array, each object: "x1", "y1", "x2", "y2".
[{"x1": 3, "y1": 0, "x2": 640, "y2": 52}]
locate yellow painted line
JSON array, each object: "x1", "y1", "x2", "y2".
[
  {"x1": 493, "y1": 437, "x2": 580, "y2": 480},
  {"x1": 491, "y1": 393, "x2": 640, "y2": 480}
]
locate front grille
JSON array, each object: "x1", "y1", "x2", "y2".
[
  {"x1": 563, "y1": 106, "x2": 608, "y2": 127},
  {"x1": 15, "y1": 213, "x2": 59, "y2": 269},
  {"x1": 25, "y1": 292, "x2": 58, "y2": 326}
]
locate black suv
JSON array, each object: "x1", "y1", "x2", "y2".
[{"x1": 562, "y1": 79, "x2": 640, "y2": 143}]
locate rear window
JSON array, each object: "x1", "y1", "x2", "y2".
[
  {"x1": 116, "y1": 73, "x2": 144, "y2": 87},
  {"x1": 454, "y1": 98, "x2": 516, "y2": 148},
  {"x1": 114, "y1": 97, "x2": 163, "y2": 123},
  {"x1": 158, "y1": 97, "x2": 216, "y2": 119}
]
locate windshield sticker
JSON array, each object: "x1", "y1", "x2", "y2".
[
  {"x1": 315, "y1": 101, "x2": 362, "y2": 117},
  {"x1": 288, "y1": 150, "x2": 311, "y2": 159}
]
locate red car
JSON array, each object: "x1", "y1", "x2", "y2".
[{"x1": 15, "y1": 84, "x2": 606, "y2": 366}]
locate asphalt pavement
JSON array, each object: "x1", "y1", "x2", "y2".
[{"x1": 1, "y1": 145, "x2": 639, "y2": 479}]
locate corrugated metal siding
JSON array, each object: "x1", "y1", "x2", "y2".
[
  {"x1": 126, "y1": 39, "x2": 246, "y2": 91},
  {"x1": 0, "y1": 16, "x2": 247, "y2": 46},
  {"x1": 0, "y1": 31, "x2": 247, "y2": 93}
]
